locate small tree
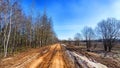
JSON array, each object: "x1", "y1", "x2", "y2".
[
  {"x1": 82, "y1": 26, "x2": 94, "y2": 51},
  {"x1": 68, "y1": 38, "x2": 72, "y2": 45},
  {"x1": 74, "y1": 33, "x2": 82, "y2": 46}
]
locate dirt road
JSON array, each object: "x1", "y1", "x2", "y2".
[
  {"x1": 0, "y1": 44, "x2": 73, "y2": 68},
  {"x1": 1, "y1": 44, "x2": 120, "y2": 68},
  {"x1": 29, "y1": 44, "x2": 68, "y2": 68}
]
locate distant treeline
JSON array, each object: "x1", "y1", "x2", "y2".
[
  {"x1": 65, "y1": 18, "x2": 120, "y2": 52},
  {"x1": 62, "y1": 39, "x2": 120, "y2": 42}
]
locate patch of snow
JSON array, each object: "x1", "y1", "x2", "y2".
[
  {"x1": 72, "y1": 52, "x2": 108, "y2": 68},
  {"x1": 43, "y1": 50, "x2": 48, "y2": 54},
  {"x1": 66, "y1": 50, "x2": 74, "y2": 62},
  {"x1": 61, "y1": 44, "x2": 66, "y2": 47}
]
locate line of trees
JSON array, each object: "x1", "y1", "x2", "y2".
[
  {"x1": 72, "y1": 18, "x2": 120, "y2": 52},
  {"x1": 0, "y1": 0, "x2": 58, "y2": 57}
]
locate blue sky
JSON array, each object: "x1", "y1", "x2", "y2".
[{"x1": 20, "y1": 0, "x2": 120, "y2": 40}]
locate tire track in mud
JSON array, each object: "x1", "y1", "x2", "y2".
[
  {"x1": 10, "y1": 53, "x2": 39, "y2": 68},
  {"x1": 9, "y1": 46, "x2": 51, "y2": 68},
  {"x1": 29, "y1": 44, "x2": 58, "y2": 68},
  {"x1": 38, "y1": 44, "x2": 58, "y2": 68},
  {"x1": 48, "y1": 44, "x2": 67, "y2": 68},
  {"x1": 29, "y1": 44, "x2": 70, "y2": 68}
]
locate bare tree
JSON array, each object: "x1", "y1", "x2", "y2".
[
  {"x1": 68, "y1": 38, "x2": 72, "y2": 45},
  {"x1": 82, "y1": 26, "x2": 94, "y2": 51},
  {"x1": 97, "y1": 18, "x2": 120, "y2": 52},
  {"x1": 74, "y1": 33, "x2": 82, "y2": 46},
  {"x1": 0, "y1": 0, "x2": 12, "y2": 57}
]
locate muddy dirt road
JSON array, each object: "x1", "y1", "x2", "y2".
[
  {"x1": 0, "y1": 44, "x2": 120, "y2": 68},
  {"x1": 29, "y1": 44, "x2": 68, "y2": 68},
  {"x1": 0, "y1": 44, "x2": 73, "y2": 68}
]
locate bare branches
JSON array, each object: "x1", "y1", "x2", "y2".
[
  {"x1": 74, "y1": 33, "x2": 82, "y2": 46},
  {"x1": 82, "y1": 26, "x2": 94, "y2": 51},
  {"x1": 97, "y1": 18, "x2": 120, "y2": 52}
]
